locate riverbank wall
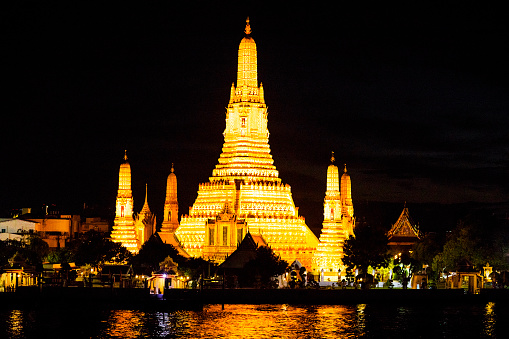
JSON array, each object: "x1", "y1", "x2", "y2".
[{"x1": 2, "y1": 287, "x2": 508, "y2": 309}]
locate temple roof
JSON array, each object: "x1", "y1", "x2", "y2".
[
  {"x1": 220, "y1": 232, "x2": 261, "y2": 269},
  {"x1": 387, "y1": 206, "x2": 420, "y2": 240}
]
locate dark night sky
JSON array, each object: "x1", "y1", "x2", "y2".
[{"x1": 2, "y1": 3, "x2": 508, "y2": 234}]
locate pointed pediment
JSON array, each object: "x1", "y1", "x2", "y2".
[{"x1": 388, "y1": 207, "x2": 420, "y2": 239}]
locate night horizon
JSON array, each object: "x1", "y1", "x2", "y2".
[{"x1": 3, "y1": 3, "x2": 508, "y2": 234}]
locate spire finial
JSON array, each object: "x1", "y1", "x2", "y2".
[
  {"x1": 344, "y1": 163, "x2": 347, "y2": 173},
  {"x1": 145, "y1": 183, "x2": 148, "y2": 203},
  {"x1": 124, "y1": 150, "x2": 128, "y2": 161},
  {"x1": 330, "y1": 151, "x2": 335, "y2": 163},
  {"x1": 244, "y1": 17, "x2": 252, "y2": 35},
  {"x1": 171, "y1": 163, "x2": 174, "y2": 173}
]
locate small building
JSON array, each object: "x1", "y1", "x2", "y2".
[
  {"x1": 0, "y1": 253, "x2": 38, "y2": 292},
  {"x1": 100, "y1": 264, "x2": 134, "y2": 288},
  {"x1": 446, "y1": 259, "x2": 483, "y2": 293},
  {"x1": 147, "y1": 268, "x2": 185, "y2": 294},
  {"x1": 41, "y1": 262, "x2": 78, "y2": 287}
]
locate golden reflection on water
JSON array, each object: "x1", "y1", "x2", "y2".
[
  {"x1": 483, "y1": 302, "x2": 496, "y2": 337},
  {"x1": 7, "y1": 310, "x2": 24, "y2": 339},
  {"x1": 197, "y1": 304, "x2": 363, "y2": 338},
  {"x1": 102, "y1": 310, "x2": 146, "y2": 338},
  {"x1": 99, "y1": 305, "x2": 362, "y2": 338}
]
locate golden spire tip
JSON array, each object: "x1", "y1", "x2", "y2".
[
  {"x1": 244, "y1": 16, "x2": 252, "y2": 35},
  {"x1": 330, "y1": 151, "x2": 335, "y2": 163}
]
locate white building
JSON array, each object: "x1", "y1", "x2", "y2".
[{"x1": 0, "y1": 218, "x2": 38, "y2": 241}]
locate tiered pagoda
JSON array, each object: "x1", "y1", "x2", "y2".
[
  {"x1": 110, "y1": 151, "x2": 156, "y2": 253},
  {"x1": 175, "y1": 18, "x2": 319, "y2": 267},
  {"x1": 110, "y1": 151, "x2": 138, "y2": 252},
  {"x1": 158, "y1": 164, "x2": 189, "y2": 257},
  {"x1": 312, "y1": 153, "x2": 355, "y2": 282}
]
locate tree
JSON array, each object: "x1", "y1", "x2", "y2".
[
  {"x1": 45, "y1": 247, "x2": 73, "y2": 264},
  {"x1": 439, "y1": 212, "x2": 509, "y2": 272},
  {"x1": 412, "y1": 232, "x2": 443, "y2": 270},
  {"x1": 24, "y1": 234, "x2": 49, "y2": 266},
  {"x1": 1, "y1": 234, "x2": 48, "y2": 271},
  {"x1": 178, "y1": 257, "x2": 211, "y2": 288},
  {"x1": 342, "y1": 223, "x2": 390, "y2": 287},
  {"x1": 68, "y1": 231, "x2": 132, "y2": 268}
]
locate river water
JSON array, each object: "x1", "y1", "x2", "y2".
[{"x1": 1, "y1": 302, "x2": 508, "y2": 338}]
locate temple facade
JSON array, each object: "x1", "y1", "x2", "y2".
[
  {"x1": 110, "y1": 151, "x2": 155, "y2": 253},
  {"x1": 175, "y1": 18, "x2": 319, "y2": 268},
  {"x1": 312, "y1": 153, "x2": 355, "y2": 282}
]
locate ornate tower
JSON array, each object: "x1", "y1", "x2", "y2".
[
  {"x1": 341, "y1": 164, "x2": 355, "y2": 236},
  {"x1": 176, "y1": 18, "x2": 318, "y2": 267},
  {"x1": 134, "y1": 183, "x2": 156, "y2": 250},
  {"x1": 161, "y1": 164, "x2": 179, "y2": 233},
  {"x1": 313, "y1": 153, "x2": 355, "y2": 282},
  {"x1": 111, "y1": 150, "x2": 138, "y2": 252}
]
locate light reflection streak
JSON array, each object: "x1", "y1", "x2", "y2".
[
  {"x1": 483, "y1": 302, "x2": 496, "y2": 337},
  {"x1": 8, "y1": 310, "x2": 24, "y2": 339},
  {"x1": 101, "y1": 310, "x2": 146, "y2": 338}
]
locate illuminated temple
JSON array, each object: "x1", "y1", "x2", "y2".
[
  {"x1": 175, "y1": 18, "x2": 319, "y2": 267},
  {"x1": 110, "y1": 151, "x2": 155, "y2": 253},
  {"x1": 312, "y1": 153, "x2": 355, "y2": 281}
]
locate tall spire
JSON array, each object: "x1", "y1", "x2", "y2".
[
  {"x1": 237, "y1": 17, "x2": 258, "y2": 90},
  {"x1": 162, "y1": 162, "x2": 179, "y2": 233},
  {"x1": 341, "y1": 163, "x2": 354, "y2": 221},
  {"x1": 326, "y1": 153, "x2": 339, "y2": 194},
  {"x1": 214, "y1": 17, "x2": 276, "y2": 180},
  {"x1": 140, "y1": 183, "x2": 150, "y2": 215},
  {"x1": 244, "y1": 17, "x2": 252, "y2": 35},
  {"x1": 111, "y1": 150, "x2": 137, "y2": 253}
]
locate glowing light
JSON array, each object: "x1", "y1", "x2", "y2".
[
  {"x1": 312, "y1": 154, "x2": 355, "y2": 280},
  {"x1": 175, "y1": 19, "x2": 318, "y2": 267}
]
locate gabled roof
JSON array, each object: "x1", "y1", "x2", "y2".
[
  {"x1": 387, "y1": 206, "x2": 420, "y2": 240},
  {"x1": 220, "y1": 232, "x2": 261, "y2": 269}
]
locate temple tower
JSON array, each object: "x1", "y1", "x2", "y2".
[
  {"x1": 134, "y1": 183, "x2": 156, "y2": 249},
  {"x1": 111, "y1": 150, "x2": 138, "y2": 252},
  {"x1": 161, "y1": 164, "x2": 179, "y2": 233},
  {"x1": 341, "y1": 164, "x2": 355, "y2": 236},
  {"x1": 313, "y1": 153, "x2": 355, "y2": 282},
  {"x1": 176, "y1": 18, "x2": 318, "y2": 267}
]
